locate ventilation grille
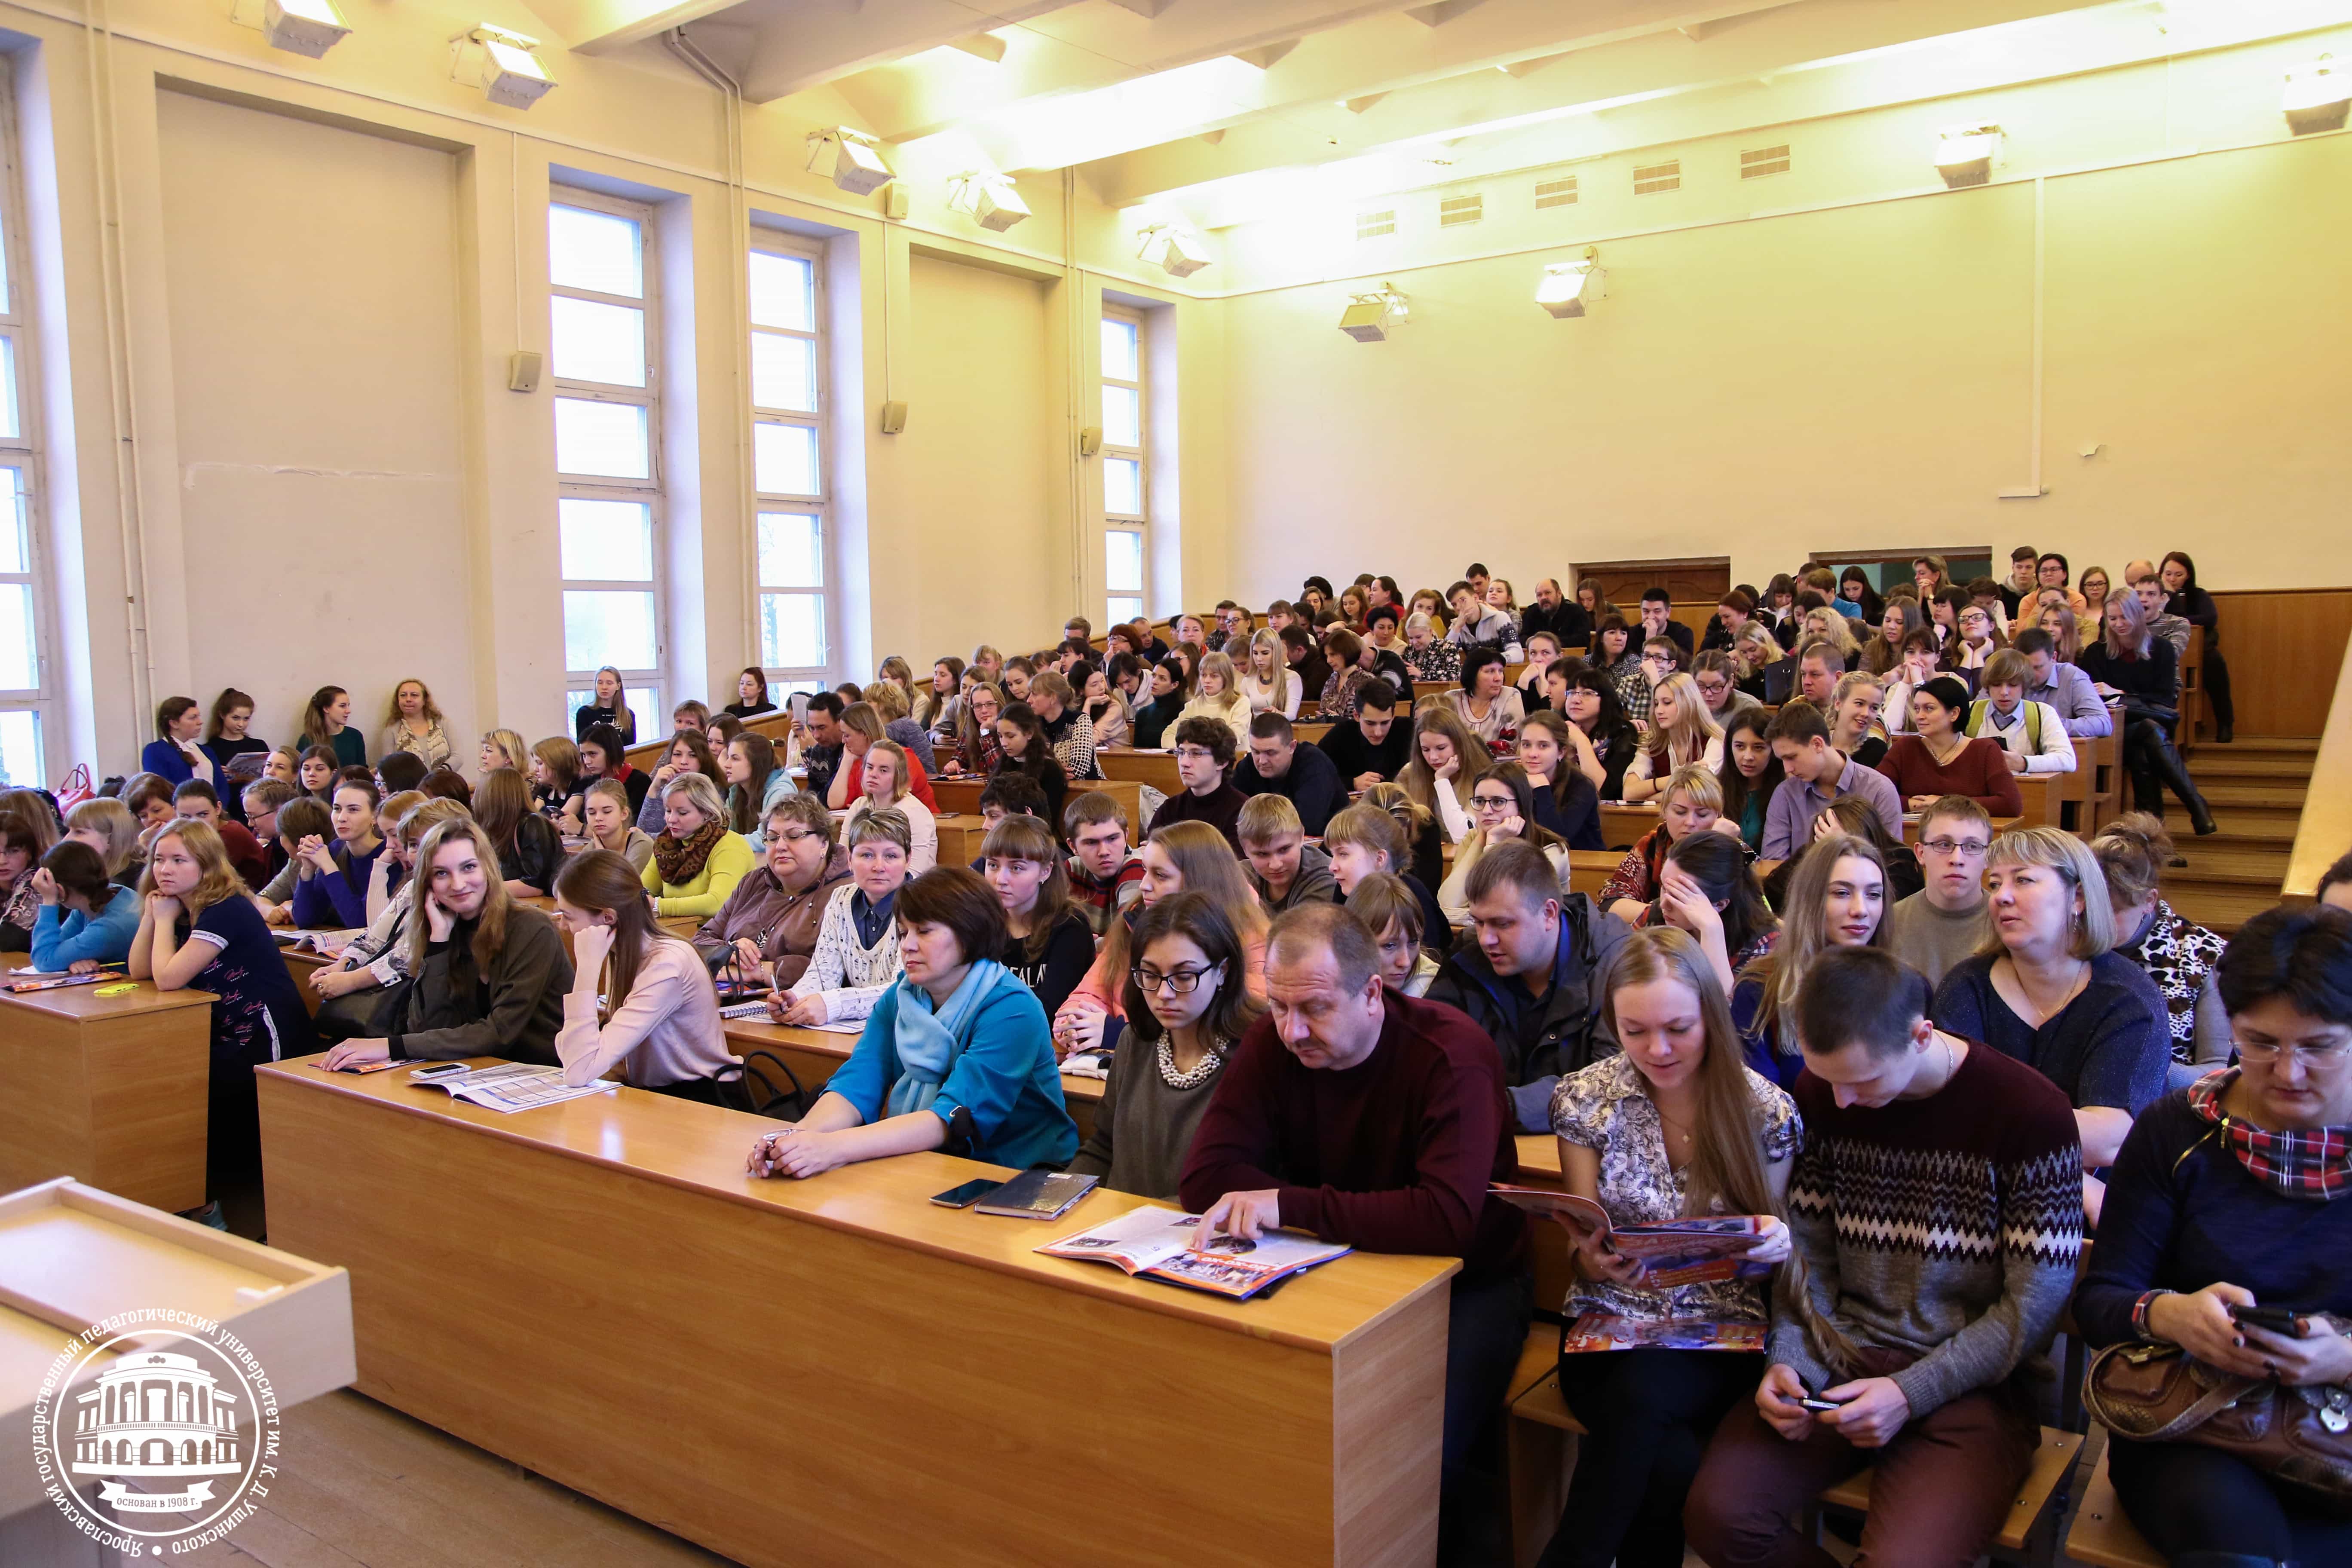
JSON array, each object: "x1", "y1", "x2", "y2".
[
  {"x1": 1438, "y1": 193, "x2": 1484, "y2": 228},
  {"x1": 1740, "y1": 144, "x2": 1791, "y2": 179},
  {"x1": 1355, "y1": 208, "x2": 1396, "y2": 241},
  {"x1": 1534, "y1": 176, "x2": 1578, "y2": 209},
  {"x1": 1632, "y1": 159, "x2": 1681, "y2": 195}
]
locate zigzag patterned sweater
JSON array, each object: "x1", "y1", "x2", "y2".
[{"x1": 1770, "y1": 1041, "x2": 2085, "y2": 1420}]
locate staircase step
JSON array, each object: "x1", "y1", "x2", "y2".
[
  {"x1": 2186, "y1": 756, "x2": 2317, "y2": 782},
  {"x1": 2196, "y1": 819, "x2": 2302, "y2": 845},
  {"x1": 2194, "y1": 736, "x2": 2318, "y2": 756},
  {"x1": 2166, "y1": 846, "x2": 2294, "y2": 885},
  {"x1": 2169, "y1": 885, "x2": 2291, "y2": 936},
  {"x1": 2200, "y1": 783, "x2": 2307, "y2": 810}
]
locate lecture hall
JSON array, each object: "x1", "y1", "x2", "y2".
[{"x1": 4, "y1": 1, "x2": 2352, "y2": 1565}]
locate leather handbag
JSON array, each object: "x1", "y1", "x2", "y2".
[{"x1": 2085, "y1": 1337, "x2": 2352, "y2": 1504}]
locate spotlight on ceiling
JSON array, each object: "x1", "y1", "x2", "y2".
[
  {"x1": 948, "y1": 172, "x2": 1031, "y2": 232},
  {"x1": 248, "y1": 0, "x2": 349, "y2": 58},
  {"x1": 1339, "y1": 283, "x2": 1409, "y2": 343},
  {"x1": 454, "y1": 26, "x2": 555, "y2": 109},
  {"x1": 1932, "y1": 122, "x2": 2002, "y2": 188},
  {"x1": 2284, "y1": 56, "x2": 2350, "y2": 135},
  {"x1": 806, "y1": 128, "x2": 894, "y2": 196},
  {"x1": 1536, "y1": 250, "x2": 1605, "y2": 318},
  {"x1": 1137, "y1": 223, "x2": 1212, "y2": 278}
]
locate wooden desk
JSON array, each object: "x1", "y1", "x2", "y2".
[
  {"x1": 930, "y1": 774, "x2": 987, "y2": 817},
  {"x1": 1097, "y1": 747, "x2": 1183, "y2": 797},
  {"x1": 1598, "y1": 803, "x2": 1658, "y2": 850},
  {"x1": 724, "y1": 1017, "x2": 1106, "y2": 1143},
  {"x1": 257, "y1": 1060, "x2": 1456, "y2": 1568},
  {"x1": 934, "y1": 775, "x2": 1147, "y2": 833},
  {"x1": 2012, "y1": 772, "x2": 2059, "y2": 830},
  {"x1": 933, "y1": 812, "x2": 990, "y2": 868},
  {"x1": 0, "y1": 956, "x2": 217, "y2": 1212},
  {"x1": 1295, "y1": 721, "x2": 1333, "y2": 745}
]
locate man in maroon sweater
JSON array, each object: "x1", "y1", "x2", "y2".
[{"x1": 1182, "y1": 902, "x2": 1530, "y2": 1567}]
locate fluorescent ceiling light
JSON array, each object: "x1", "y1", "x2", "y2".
[
  {"x1": 949, "y1": 172, "x2": 1030, "y2": 231},
  {"x1": 1340, "y1": 284, "x2": 1408, "y2": 342},
  {"x1": 807, "y1": 129, "x2": 894, "y2": 196},
  {"x1": 261, "y1": 0, "x2": 348, "y2": 57},
  {"x1": 1932, "y1": 121, "x2": 2002, "y2": 187},
  {"x1": 457, "y1": 26, "x2": 554, "y2": 110},
  {"x1": 2284, "y1": 56, "x2": 2350, "y2": 133},
  {"x1": 1536, "y1": 252, "x2": 1605, "y2": 318}
]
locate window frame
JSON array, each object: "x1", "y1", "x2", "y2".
[
  {"x1": 748, "y1": 230, "x2": 835, "y2": 688},
  {"x1": 0, "y1": 70, "x2": 55, "y2": 790},
  {"x1": 550, "y1": 184, "x2": 666, "y2": 723},
  {"x1": 1101, "y1": 306, "x2": 1147, "y2": 630}
]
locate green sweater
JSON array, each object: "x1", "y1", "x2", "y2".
[{"x1": 641, "y1": 831, "x2": 756, "y2": 919}]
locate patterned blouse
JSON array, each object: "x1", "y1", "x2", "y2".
[
  {"x1": 1606, "y1": 655, "x2": 1653, "y2": 725},
  {"x1": 1550, "y1": 1054, "x2": 1803, "y2": 1323},
  {"x1": 2116, "y1": 897, "x2": 2227, "y2": 1064},
  {"x1": 1404, "y1": 641, "x2": 1461, "y2": 684}
]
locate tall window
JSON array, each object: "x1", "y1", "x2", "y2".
[
  {"x1": 1101, "y1": 310, "x2": 1145, "y2": 628},
  {"x1": 0, "y1": 78, "x2": 48, "y2": 790},
  {"x1": 550, "y1": 191, "x2": 663, "y2": 728},
  {"x1": 749, "y1": 236, "x2": 830, "y2": 689}
]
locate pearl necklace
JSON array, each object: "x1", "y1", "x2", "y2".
[{"x1": 1157, "y1": 1034, "x2": 1223, "y2": 1090}]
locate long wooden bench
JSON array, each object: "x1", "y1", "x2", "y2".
[{"x1": 2063, "y1": 1444, "x2": 2164, "y2": 1568}]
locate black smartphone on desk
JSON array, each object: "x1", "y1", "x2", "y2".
[{"x1": 930, "y1": 1178, "x2": 1001, "y2": 1209}]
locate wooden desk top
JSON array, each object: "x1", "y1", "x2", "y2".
[
  {"x1": 258, "y1": 1057, "x2": 1455, "y2": 1352},
  {"x1": 723, "y1": 1016, "x2": 1107, "y2": 1109},
  {"x1": 0, "y1": 951, "x2": 214, "y2": 1021}
]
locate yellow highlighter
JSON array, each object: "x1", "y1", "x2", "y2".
[{"x1": 92, "y1": 983, "x2": 140, "y2": 998}]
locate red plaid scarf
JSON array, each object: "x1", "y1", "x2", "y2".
[{"x1": 2187, "y1": 1068, "x2": 2352, "y2": 1201}]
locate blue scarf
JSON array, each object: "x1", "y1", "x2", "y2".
[{"x1": 886, "y1": 959, "x2": 1017, "y2": 1119}]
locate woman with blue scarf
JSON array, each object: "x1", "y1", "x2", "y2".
[{"x1": 747, "y1": 866, "x2": 1079, "y2": 1179}]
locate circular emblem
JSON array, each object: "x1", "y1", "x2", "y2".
[{"x1": 30, "y1": 1308, "x2": 282, "y2": 1556}]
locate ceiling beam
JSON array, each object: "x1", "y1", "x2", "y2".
[
  {"x1": 1231, "y1": 38, "x2": 1302, "y2": 69},
  {"x1": 1102, "y1": 0, "x2": 1179, "y2": 15},
  {"x1": 732, "y1": 0, "x2": 1085, "y2": 102},
  {"x1": 534, "y1": 0, "x2": 748, "y2": 55},
  {"x1": 948, "y1": 32, "x2": 1010, "y2": 61},
  {"x1": 1404, "y1": 0, "x2": 1488, "y2": 26}
]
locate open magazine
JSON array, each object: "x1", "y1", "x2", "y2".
[
  {"x1": 1489, "y1": 1185, "x2": 1771, "y2": 1288},
  {"x1": 1038, "y1": 1205, "x2": 1351, "y2": 1301},
  {"x1": 1, "y1": 967, "x2": 119, "y2": 993},
  {"x1": 270, "y1": 928, "x2": 361, "y2": 955},
  {"x1": 407, "y1": 1062, "x2": 616, "y2": 1114},
  {"x1": 1559, "y1": 1313, "x2": 1767, "y2": 1354}
]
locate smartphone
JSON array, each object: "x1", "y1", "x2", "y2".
[
  {"x1": 1798, "y1": 1396, "x2": 1842, "y2": 1412},
  {"x1": 929, "y1": 1178, "x2": 1001, "y2": 1209},
  {"x1": 2230, "y1": 1304, "x2": 2308, "y2": 1337},
  {"x1": 408, "y1": 1062, "x2": 472, "y2": 1083}
]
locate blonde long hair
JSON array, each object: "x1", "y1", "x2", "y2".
[
  {"x1": 1604, "y1": 928, "x2": 1777, "y2": 1222},
  {"x1": 1641, "y1": 673, "x2": 1723, "y2": 777},
  {"x1": 1245, "y1": 630, "x2": 1292, "y2": 714},
  {"x1": 1191, "y1": 651, "x2": 1248, "y2": 716},
  {"x1": 593, "y1": 666, "x2": 634, "y2": 738},
  {"x1": 405, "y1": 817, "x2": 517, "y2": 977},
  {"x1": 138, "y1": 819, "x2": 241, "y2": 916},
  {"x1": 1739, "y1": 833, "x2": 1889, "y2": 1053},
  {"x1": 1397, "y1": 705, "x2": 1491, "y2": 827}
]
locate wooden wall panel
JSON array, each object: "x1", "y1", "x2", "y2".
[{"x1": 2209, "y1": 588, "x2": 2352, "y2": 738}]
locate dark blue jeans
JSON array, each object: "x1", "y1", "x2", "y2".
[
  {"x1": 1439, "y1": 1269, "x2": 1534, "y2": 1568},
  {"x1": 2110, "y1": 1436, "x2": 2352, "y2": 1561}
]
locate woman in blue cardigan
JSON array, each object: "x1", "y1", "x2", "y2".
[
  {"x1": 140, "y1": 696, "x2": 214, "y2": 789},
  {"x1": 746, "y1": 865, "x2": 1077, "y2": 1179},
  {"x1": 2076, "y1": 904, "x2": 2352, "y2": 1566}
]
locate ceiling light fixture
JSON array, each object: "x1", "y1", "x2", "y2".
[
  {"x1": 948, "y1": 172, "x2": 1031, "y2": 232},
  {"x1": 806, "y1": 128, "x2": 894, "y2": 196},
  {"x1": 2284, "y1": 56, "x2": 2350, "y2": 135},
  {"x1": 1932, "y1": 121, "x2": 2002, "y2": 188},
  {"x1": 1138, "y1": 223, "x2": 1212, "y2": 277},
  {"x1": 240, "y1": 0, "x2": 349, "y2": 58},
  {"x1": 1536, "y1": 250, "x2": 1605, "y2": 318},
  {"x1": 453, "y1": 26, "x2": 554, "y2": 109},
  {"x1": 1339, "y1": 283, "x2": 1409, "y2": 342}
]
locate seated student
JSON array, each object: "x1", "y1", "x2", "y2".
[
  {"x1": 287, "y1": 777, "x2": 385, "y2": 930},
  {"x1": 120, "y1": 773, "x2": 180, "y2": 852},
  {"x1": 975, "y1": 772, "x2": 1048, "y2": 843},
  {"x1": 1430, "y1": 837, "x2": 1629, "y2": 1133},
  {"x1": 321, "y1": 817, "x2": 573, "y2": 1070},
  {"x1": 1827, "y1": 670, "x2": 1888, "y2": 770},
  {"x1": 478, "y1": 726, "x2": 530, "y2": 778},
  {"x1": 2082, "y1": 589, "x2": 2216, "y2": 836},
  {"x1": 573, "y1": 665, "x2": 637, "y2": 745},
  {"x1": 1730, "y1": 622, "x2": 1783, "y2": 703},
  {"x1": 984, "y1": 701, "x2": 1068, "y2": 836},
  {"x1": 141, "y1": 696, "x2": 217, "y2": 789},
  {"x1": 1400, "y1": 704, "x2": 1489, "y2": 846},
  {"x1": 378, "y1": 678, "x2": 452, "y2": 770},
  {"x1": 1020, "y1": 670, "x2": 1096, "y2": 783},
  {"x1": 253, "y1": 796, "x2": 331, "y2": 923},
  {"x1": 1000, "y1": 657, "x2": 1036, "y2": 706},
  {"x1": 1685, "y1": 946, "x2": 2081, "y2": 1568},
  {"x1": 1512, "y1": 710, "x2": 1605, "y2": 850},
  {"x1": 1621, "y1": 673, "x2": 1725, "y2": 804},
  {"x1": 1231, "y1": 629, "x2": 1297, "y2": 722},
  {"x1": 1238, "y1": 794, "x2": 1335, "y2": 913},
  {"x1": 465, "y1": 766, "x2": 559, "y2": 900},
  {"x1": 2093, "y1": 812, "x2": 2230, "y2": 1085},
  {"x1": 1761, "y1": 698, "x2": 1904, "y2": 861},
  {"x1": 1055, "y1": 820, "x2": 1268, "y2": 1057},
  {"x1": 1538, "y1": 925, "x2": 1798, "y2": 1568},
  {"x1": 171, "y1": 781, "x2": 269, "y2": 891},
  {"x1": 2013, "y1": 626, "x2": 2114, "y2": 739},
  {"x1": 1932, "y1": 826, "x2": 2170, "y2": 1223},
  {"x1": 1321, "y1": 627, "x2": 1410, "y2": 720},
  {"x1": 1962, "y1": 647, "x2": 2075, "y2": 775},
  {"x1": 1952, "y1": 598, "x2": 2009, "y2": 679},
  {"x1": 30, "y1": 839, "x2": 141, "y2": 971},
  {"x1": 790, "y1": 693, "x2": 844, "y2": 802},
  {"x1": 1147, "y1": 717, "x2": 1249, "y2": 852},
  {"x1": 1884, "y1": 795, "x2": 1994, "y2": 986},
  {"x1": 548, "y1": 849, "x2": 739, "y2": 1102},
  {"x1": 747, "y1": 866, "x2": 1079, "y2": 1179},
  {"x1": 1176, "y1": 650, "x2": 1253, "y2": 752},
  {"x1": 1620, "y1": 828, "x2": 1780, "y2": 991},
  {"x1": 1599, "y1": 764, "x2": 1728, "y2": 922},
  {"x1": 1877, "y1": 628, "x2": 1952, "y2": 734},
  {"x1": 1448, "y1": 647, "x2": 1526, "y2": 756},
  {"x1": 2123, "y1": 564, "x2": 2193, "y2": 661},
  {"x1": 580, "y1": 778, "x2": 654, "y2": 873},
  {"x1": 1128, "y1": 659, "x2": 1187, "y2": 749},
  {"x1": 302, "y1": 685, "x2": 367, "y2": 769},
  {"x1": 132, "y1": 819, "x2": 320, "y2": 1222},
  {"x1": 1403, "y1": 612, "x2": 1461, "y2": 685},
  {"x1": 2075, "y1": 904, "x2": 2352, "y2": 1564},
  {"x1": 1859, "y1": 599, "x2": 1922, "y2": 680},
  {"x1": 844, "y1": 739, "x2": 938, "y2": 875},
  {"x1": 1692, "y1": 649, "x2": 1761, "y2": 733},
  {"x1": 725, "y1": 666, "x2": 776, "y2": 719},
  {"x1": 376, "y1": 751, "x2": 429, "y2": 798},
  {"x1": 1317, "y1": 678, "x2": 1411, "y2": 791},
  {"x1": 417, "y1": 765, "x2": 472, "y2": 809},
  {"x1": 640, "y1": 772, "x2": 754, "y2": 920},
  {"x1": 1521, "y1": 577, "x2": 1588, "y2": 653},
  {"x1": 861, "y1": 679, "x2": 940, "y2": 777},
  {"x1": 1183, "y1": 903, "x2": 1531, "y2": 1560},
  {"x1": 306, "y1": 797, "x2": 469, "y2": 1037},
  {"x1": 1764, "y1": 791, "x2": 1924, "y2": 913},
  {"x1": 694, "y1": 793, "x2": 848, "y2": 988},
  {"x1": 1070, "y1": 893, "x2": 1262, "y2": 1200},
  {"x1": 672, "y1": 698, "x2": 713, "y2": 738},
  {"x1": 920, "y1": 656, "x2": 965, "y2": 739},
  {"x1": 1349, "y1": 872, "x2": 1440, "y2": 997},
  {"x1": 982, "y1": 814, "x2": 1096, "y2": 1020},
  {"x1": 2158, "y1": 549, "x2": 2236, "y2": 741},
  {"x1": 579, "y1": 724, "x2": 650, "y2": 819},
  {"x1": 1326, "y1": 799, "x2": 1451, "y2": 954},
  {"x1": 1082, "y1": 664, "x2": 1133, "y2": 751},
  {"x1": 1733, "y1": 832, "x2": 1891, "y2": 1091},
  {"x1": 1439, "y1": 762, "x2": 1569, "y2": 927},
  {"x1": 1513, "y1": 631, "x2": 1565, "y2": 712},
  {"x1": 1062, "y1": 790, "x2": 1144, "y2": 933},
  {"x1": 1543, "y1": 668, "x2": 1632, "y2": 808},
  {"x1": 634, "y1": 727, "x2": 716, "y2": 827},
  {"x1": 1875, "y1": 675, "x2": 2024, "y2": 817},
  {"x1": 1443, "y1": 578, "x2": 1525, "y2": 662},
  {"x1": 768, "y1": 807, "x2": 912, "y2": 1026},
  {"x1": 1231, "y1": 710, "x2": 1344, "y2": 836},
  {"x1": 530, "y1": 737, "x2": 587, "y2": 833},
  {"x1": 66, "y1": 796, "x2": 145, "y2": 891},
  {"x1": 1716, "y1": 707, "x2": 1783, "y2": 853}
]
